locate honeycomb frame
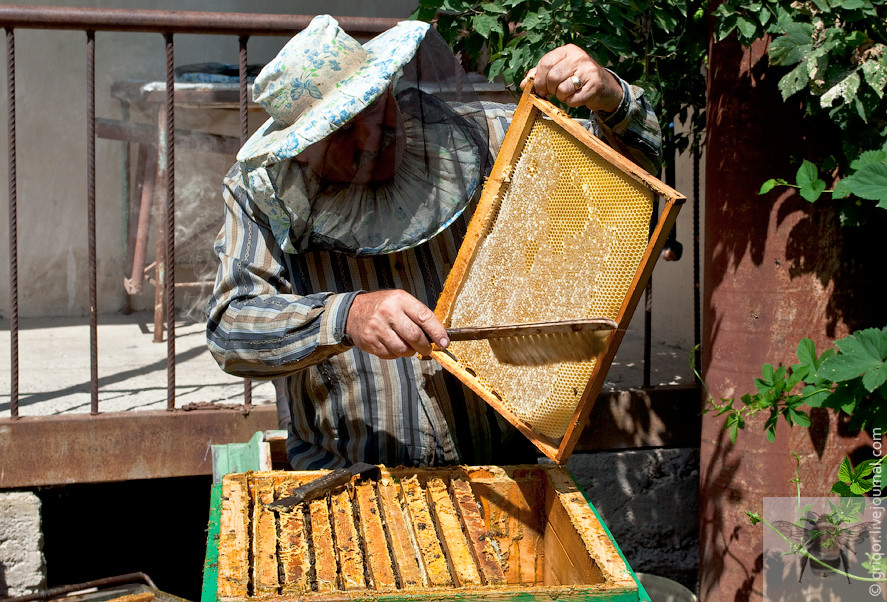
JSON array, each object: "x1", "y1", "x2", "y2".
[{"x1": 432, "y1": 86, "x2": 685, "y2": 464}]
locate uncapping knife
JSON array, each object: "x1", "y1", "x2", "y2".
[{"x1": 265, "y1": 462, "x2": 380, "y2": 511}]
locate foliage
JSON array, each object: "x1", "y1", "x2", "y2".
[
  {"x1": 411, "y1": 0, "x2": 708, "y2": 159},
  {"x1": 832, "y1": 456, "x2": 881, "y2": 496},
  {"x1": 703, "y1": 328, "x2": 887, "y2": 442},
  {"x1": 701, "y1": 327, "x2": 887, "y2": 495},
  {"x1": 714, "y1": 0, "x2": 887, "y2": 224}
]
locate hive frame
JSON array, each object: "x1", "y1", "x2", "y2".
[{"x1": 431, "y1": 85, "x2": 685, "y2": 464}]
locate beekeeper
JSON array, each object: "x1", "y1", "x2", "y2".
[{"x1": 207, "y1": 15, "x2": 661, "y2": 469}]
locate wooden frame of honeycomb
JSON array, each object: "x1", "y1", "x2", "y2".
[
  {"x1": 214, "y1": 465, "x2": 641, "y2": 600},
  {"x1": 432, "y1": 86, "x2": 685, "y2": 464}
]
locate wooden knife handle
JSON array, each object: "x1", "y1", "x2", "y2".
[{"x1": 446, "y1": 318, "x2": 617, "y2": 341}]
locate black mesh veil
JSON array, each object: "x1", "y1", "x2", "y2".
[
  {"x1": 293, "y1": 25, "x2": 493, "y2": 255},
  {"x1": 394, "y1": 25, "x2": 492, "y2": 175}
]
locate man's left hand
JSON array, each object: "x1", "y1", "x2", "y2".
[{"x1": 520, "y1": 44, "x2": 622, "y2": 113}]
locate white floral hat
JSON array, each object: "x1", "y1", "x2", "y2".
[{"x1": 237, "y1": 15, "x2": 430, "y2": 167}]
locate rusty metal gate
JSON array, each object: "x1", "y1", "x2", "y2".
[{"x1": 0, "y1": 5, "x2": 701, "y2": 490}]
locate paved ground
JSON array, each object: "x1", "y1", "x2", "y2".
[{"x1": 0, "y1": 311, "x2": 695, "y2": 418}]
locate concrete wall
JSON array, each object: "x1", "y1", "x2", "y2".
[
  {"x1": 566, "y1": 448, "x2": 700, "y2": 592},
  {"x1": 0, "y1": 0, "x2": 705, "y2": 354},
  {"x1": 0, "y1": 491, "x2": 45, "y2": 597}
]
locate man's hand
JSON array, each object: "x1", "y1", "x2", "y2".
[
  {"x1": 345, "y1": 290, "x2": 449, "y2": 359},
  {"x1": 520, "y1": 44, "x2": 622, "y2": 113}
]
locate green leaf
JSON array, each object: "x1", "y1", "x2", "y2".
[
  {"x1": 747, "y1": 511, "x2": 763, "y2": 525},
  {"x1": 838, "y1": 456, "x2": 853, "y2": 483},
  {"x1": 735, "y1": 16, "x2": 758, "y2": 41},
  {"x1": 487, "y1": 56, "x2": 506, "y2": 80},
  {"x1": 830, "y1": 481, "x2": 854, "y2": 497},
  {"x1": 790, "y1": 409, "x2": 811, "y2": 427},
  {"x1": 836, "y1": 163, "x2": 887, "y2": 208},
  {"x1": 759, "y1": 179, "x2": 778, "y2": 194},
  {"x1": 817, "y1": 331, "x2": 887, "y2": 389},
  {"x1": 853, "y1": 458, "x2": 877, "y2": 479},
  {"x1": 483, "y1": 2, "x2": 508, "y2": 14},
  {"x1": 714, "y1": 13, "x2": 737, "y2": 42},
  {"x1": 861, "y1": 54, "x2": 887, "y2": 98},
  {"x1": 826, "y1": 380, "x2": 865, "y2": 414},
  {"x1": 864, "y1": 363, "x2": 887, "y2": 392},
  {"x1": 796, "y1": 160, "x2": 819, "y2": 188},
  {"x1": 850, "y1": 150, "x2": 887, "y2": 170},
  {"x1": 521, "y1": 11, "x2": 543, "y2": 31},
  {"x1": 778, "y1": 61, "x2": 811, "y2": 103},
  {"x1": 800, "y1": 179, "x2": 827, "y2": 203},
  {"x1": 845, "y1": 328, "x2": 887, "y2": 359},
  {"x1": 850, "y1": 479, "x2": 869, "y2": 495},
  {"x1": 769, "y1": 22, "x2": 813, "y2": 66},
  {"x1": 796, "y1": 160, "x2": 827, "y2": 202},
  {"x1": 796, "y1": 338, "x2": 819, "y2": 371},
  {"x1": 472, "y1": 13, "x2": 497, "y2": 38},
  {"x1": 801, "y1": 383, "x2": 831, "y2": 407},
  {"x1": 820, "y1": 71, "x2": 861, "y2": 110}
]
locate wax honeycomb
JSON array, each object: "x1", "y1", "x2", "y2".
[{"x1": 447, "y1": 116, "x2": 653, "y2": 438}]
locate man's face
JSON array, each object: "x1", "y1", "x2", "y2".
[{"x1": 299, "y1": 88, "x2": 405, "y2": 184}]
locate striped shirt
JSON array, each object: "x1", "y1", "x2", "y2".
[{"x1": 206, "y1": 81, "x2": 662, "y2": 469}]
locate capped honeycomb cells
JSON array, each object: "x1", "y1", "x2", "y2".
[{"x1": 447, "y1": 116, "x2": 653, "y2": 439}]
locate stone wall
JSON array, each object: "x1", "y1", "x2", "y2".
[
  {"x1": 0, "y1": 491, "x2": 45, "y2": 597},
  {"x1": 566, "y1": 448, "x2": 700, "y2": 592}
]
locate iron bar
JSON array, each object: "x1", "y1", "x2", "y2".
[
  {"x1": 0, "y1": 7, "x2": 398, "y2": 420},
  {"x1": 643, "y1": 282, "x2": 652, "y2": 388},
  {"x1": 5, "y1": 26, "x2": 16, "y2": 419},
  {"x1": 164, "y1": 32, "x2": 176, "y2": 410},
  {"x1": 238, "y1": 36, "x2": 249, "y2": 144},
  {"x1": 693, "y1": 139, "x2": 701, "y2": 377},
  {"x1": 1, "y1": 572, "x2": 158, "y2": 602},
  {"x1": 87, "y1": 30, "x2": 98, "y2": 414},
  {"x1": 120, "y1": 102, "x2": 131, "y2": 313},
  {"x1": 239, "y1": 34, "x2": 252, "y2": 408},
  {"x1": 0, "y1": 5, "x2": 398, "y2": 36},
  {"x1": 643, "y1": 198, "x2": 660, "y2": 388}
]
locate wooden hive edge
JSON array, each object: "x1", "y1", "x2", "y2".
[
  {"x1": 541, "y1": 466, "x2": 637, "y2": 590},
  {"x1": 217, "y1": 582, "x2": 638, "y2": 602}
]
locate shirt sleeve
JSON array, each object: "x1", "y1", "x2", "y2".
[
  {"x1": 205, "y1": 166, "x2": 358, "y2": 379},
  {"x1": 479, "y1": 72, "x2": 663, "y2": 175},
  {"x1": 592, "y1": 71, "x2": 663, "y2": 175}
]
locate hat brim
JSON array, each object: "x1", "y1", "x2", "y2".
[{"x1": 237, "y1": 20, "x2": 430, "y2": 167}]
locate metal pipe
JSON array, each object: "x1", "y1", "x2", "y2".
[
  {"x1": 119, "y1": 101, "x2": 131, "y2": 312},
  {"x1": 1, "y1": 572, "x2": 157, "y2": 602},
  {"x1": 125, "y1": 149, "x2": 156, "y2": 296},
  {"x1": 643, "y1": 198, "x2": 660, "y2": 388},
  {"x1": 164, "y1": 32, "x2": 175, "y2": 411},
  {"x1": 5, "y1": 26, "x2": 16, "y2": 419},
  {"x1": 239, "y1": 34, "x2": 252, "y2": 409},
  {"x1": 151, "y1": 104, "x2": 166, "y2": 344},
  {"x1": 0, "y1": 5, "x2": 399, "y2": 36},
  {"x1": 87, "y1": 30, "x2": 98, "y2": 414},
  {"x1": 693, "y1": 139, "x2": 701, "y2": 376}
]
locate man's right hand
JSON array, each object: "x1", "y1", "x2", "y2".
[{"x1": 345, "y1": 290, "x2": 449, "y2": 359}]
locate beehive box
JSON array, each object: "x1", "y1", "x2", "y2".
[
  {"x1": 204, "y1": 465, "x2": 650, "y2": 601},
  {"x1": 432, "y1": 87, "x2": 685, "y2": 463}
]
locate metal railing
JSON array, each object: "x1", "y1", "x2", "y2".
[
  {"x1": 0, "y1": 5, "x2": 702, "y2": 487},
  {"x1": 2, "y1": 5, "x2": 399, "y2": 419}
]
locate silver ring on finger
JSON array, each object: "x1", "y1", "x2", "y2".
[{"x1": 571, "y1": 75, "x2": 582, "y2": 91}]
